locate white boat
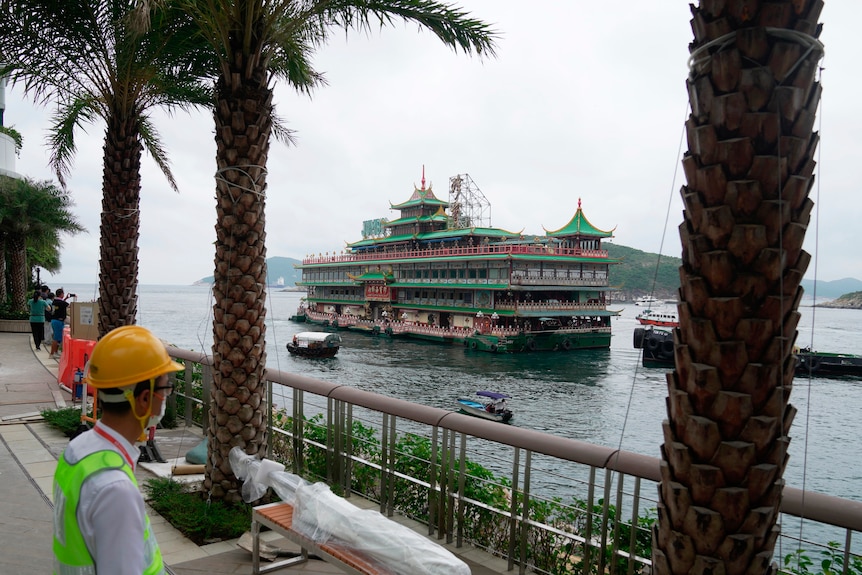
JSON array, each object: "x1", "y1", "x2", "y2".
[
  {"x1": 456, "y1": 391, "x2": 513, "y2": 423},
  {"x1": 634, "y1": 295, "x2": 660, "y2": 306},
  {"x1": 636, "y1": 308, "x2": 679, "y2": 327}
]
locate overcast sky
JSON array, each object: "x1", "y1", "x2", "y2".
[{"x1": 6, "y1": 1, "x2": 860, "y2": 287}]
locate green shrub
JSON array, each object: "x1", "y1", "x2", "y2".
[
  {"x1": 145, "y1": 477, "x2": 251, "y2": 544},
  {"x1": 0, "y1": 298, "x2": 28, "y2": 319},
  {"x1": 41, "y1": 407, "x2": 86, "y2": 437}
]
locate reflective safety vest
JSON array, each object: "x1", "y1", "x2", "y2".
[{"x1": 52, "y1": 450, "x2": 164, "y2": 575}]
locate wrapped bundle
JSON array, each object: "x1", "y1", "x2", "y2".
[{"x1": 229, "y1": 447, "x2": 470, "y2": 575}]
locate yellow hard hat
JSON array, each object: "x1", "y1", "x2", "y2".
[{"x1": 86, "y1": 325, "x2": 184, "y2": 389}]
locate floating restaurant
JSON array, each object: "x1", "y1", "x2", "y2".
[{"x1": 293, "y1": 172, "x2": 620, "y2": 352}]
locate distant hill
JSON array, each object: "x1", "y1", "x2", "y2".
[
  {"x1": 800, "y1": 277, "x2": 862, "y2": 299},
  {"x1": 818, "y1": 291, "x2": 862, "y2": 309},
  {"x1": 605, "y1": 243, "x2": 681, "y2": 301},
  {"x1": 195, "y1": 256, "x2": 303, "y2": 287}
]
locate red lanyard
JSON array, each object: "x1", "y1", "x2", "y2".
[{"x1": 94, "y1": 424, "x2": 136, "y2": 468}]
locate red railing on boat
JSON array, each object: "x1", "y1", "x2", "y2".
[{"x1": 301, "y1": 244, "x2": 609, "y2": 265}]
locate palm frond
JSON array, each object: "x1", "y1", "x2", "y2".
[
  {"x1": 48, "y1": 97, "x2": 100, "y2": 189},
  {"x1": 138, "y1": 114, "x2": 178, "y2": 192}
]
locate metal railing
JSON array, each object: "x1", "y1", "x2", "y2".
[{"x1": 167, "y1": 347, "x2": 862, "y2": 575}]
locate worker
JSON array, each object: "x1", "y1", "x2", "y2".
[{"x1": 52, "y1": 325, "x2": 184, "y2": 575}]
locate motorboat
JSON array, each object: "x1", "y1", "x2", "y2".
[
  {"x1": 456, "y1": 391, "x2": 513, "y2": 423},
  {"x1": 634, "y1": 295, "x2": 660, "y2": 306},
  {"x1": 286, "y1": 332, "x2": 342, "y2": 358},
  {"x1": 635, "y1": 309, "x2": 679, "y2": 328}
]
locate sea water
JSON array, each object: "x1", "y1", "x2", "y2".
[{"x1": 61, "y1": 283, "x2": 862, "y2": 506}]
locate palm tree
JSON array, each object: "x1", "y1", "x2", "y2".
[
  {"x1": 174, "y1": 0, "x2": 497, "y2": 502},
  {"x1": 0, "y1": 175, "x2": 85, "y2": 311},
  {"x1": 0, "y1": 0, "x2": 214, "y2": 334},
  {"x1": 653, "y1": 3, "x2": 824, "y2": 575}
]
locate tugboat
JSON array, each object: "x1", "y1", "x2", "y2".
[{"x1": 633, "y1": 327, "x2": 674, "y2": 368}]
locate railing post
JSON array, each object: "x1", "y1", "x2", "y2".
[
  {"x1": 456, "y1": 433, "x2": 467, "y2": 547},
  {"x1": 386, "y1": 415, "x2": 396, "y2": 517},
  {"x1": 266, "y1": 375, "x2": 273, "y2": 459},
  {"x1": 326, "y1": 396, "x2": 335, "y2": 484},
  {"x1": 627, "y1": 477, "x2": 642, "y2": 575},
  {"x1": 380, "y1": 413, "x2": 391, "y2": 516},
  {"x1": 343, "y1": 403, "x2": 353, "y2": 498},
  {"x1": 429, "y1": 426, "x2": 439, "y2": 537},
  {"x1": 610, "y1": 473, "x2": 625, "y2": 575},
  {"x1": 518, "y1": 450, "x2": 532, "y2": 575},
  {"x1": 583, "y1": 467, "x2": 597, "y2": 575},
  {"x1": 201, "y1": 362, "x2": 212, "y2": 440},
  {"x1": 292, "y1": 389, "x2": 303, "y2": 475},
  {"x1": 182, "y1": 359, "x2": 192, "y2": 427},
  {"x1": 436, "y1": 428, "x2": 447, "y2": 537},
  {"x1": 444, "y1": 429, "x2": 457, "y2": 542},
  {"x1": 599, "y1": 472, "x2": 613, "y2": 575},
  {"x1": 508, "y1": 447, "x2": 521, "y2": 573}
]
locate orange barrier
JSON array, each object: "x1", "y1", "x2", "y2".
[{"x1": 58, "y1": 327, "x2": 97, "y2": 398}]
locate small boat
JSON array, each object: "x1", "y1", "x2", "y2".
[
  {"x1": 636, "y1": 308, "x2": 679, "y2": 327},
  {"x1": 795, "y1": 348, "x2": 862, "y2": 378},
  {"x1": 634, "y1": 295, "x2": 660, "y2": 306},
  {"x1": 456, "y1": 391, "x2": 513, "y2": 423},
  {"x1": 287, "y1": 332, "x2": 342, "y2": 358}
]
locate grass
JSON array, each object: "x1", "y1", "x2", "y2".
[{"x1": 144, "y1": 477, "x2": 252, "y2": 544}]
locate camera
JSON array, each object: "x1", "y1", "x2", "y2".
[{"x1": 69, "y1": 293, "x2": 77, "y2": 298}]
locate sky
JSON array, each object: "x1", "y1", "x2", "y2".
[{"x1": 5, "y1": 1, "x2": 860, "y2": 286}]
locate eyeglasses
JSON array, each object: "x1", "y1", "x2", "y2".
[{"x1": 154, "y1": 384, "x2": 174, "y2": 398}]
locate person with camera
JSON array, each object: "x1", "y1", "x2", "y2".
[{"x1": 49, "y1": 288, "x2": 75, "y2": 359}]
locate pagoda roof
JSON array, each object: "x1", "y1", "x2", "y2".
[
  {"x1": 384, "y1": 213, "x2": 449, "y2": 227},
  {"x1": 347, "y1": 226, "x2": 520, "y2": 249},
  {"x1": 544, "y1": 198, "x2": 615, "y2": 238},
  {"x1": 390, "y1": 182, "x2": 448, "y2": 210}
]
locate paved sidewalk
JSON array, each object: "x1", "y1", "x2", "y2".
[{"x1": 0, "y1": 331, "x2": 508, "y2": 575}]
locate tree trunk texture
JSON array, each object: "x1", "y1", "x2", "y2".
[
  {"x1": 653, "y1": 2, "x2": 824, "y2": 575},
  {"x1": 9, "y1": 235, "x2": 27, "y2": 311},
  {"x1": 97, "y1": 112, "x2": 142, "y2": 336},
  {"x1": 0, "y1": 238, "x2": 7, "y2": 303},
  {"x1": 205, "y1": 53, "x2": 271, "y2": 503}
]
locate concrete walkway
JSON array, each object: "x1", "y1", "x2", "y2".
[{"x1": 0, "y1": 331, "x2": 508, "y2": 575}]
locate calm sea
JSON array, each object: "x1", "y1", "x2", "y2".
[{"x1": 63, "y1": 283, "x2": 862, "y2": 505}]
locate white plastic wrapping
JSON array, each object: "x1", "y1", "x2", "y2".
[{"x1": 229, "y1": 447, "x2": 470, "y2": 575}]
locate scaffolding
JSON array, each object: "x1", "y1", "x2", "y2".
[{"x1": 448, "y1": 174, "x2": 491, "y2": 230}]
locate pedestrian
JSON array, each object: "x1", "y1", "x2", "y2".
[
  {"x1": 41, "y1": 285, "x2": 53, "y2": 342},
  {"x1": 27, "y1": 289, "x2": 51, "y2": 350},
  {"x1": 52, "y1": 325, "x2": 184, "y2": 575},
  {"x1": 49, "y1": 288, "x2": 75, "y2": 359}
]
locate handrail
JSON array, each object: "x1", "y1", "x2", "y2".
[
  {"x1": 301, "y1": 244, "x2": 609, "y2": 265},
  {"x1": 168, "y1": 345, "x2": 862, "y2": 533}
]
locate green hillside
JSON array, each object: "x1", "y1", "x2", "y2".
[{"x1": 606, "y1": 243, "x2": 681, "y2": 301}]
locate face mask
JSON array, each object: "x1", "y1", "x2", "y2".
[{"x1": 147, "y1": 398, "x2": 167, "y2": 429}]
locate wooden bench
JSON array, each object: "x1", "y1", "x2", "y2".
[{"x1": 251, "y1": 502, "x2": 395, "y2": 575}]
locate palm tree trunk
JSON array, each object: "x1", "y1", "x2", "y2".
[
  {"x1": 653, "y1": 3, "x2": 824, "y2": 575},
  {"x1": 206, "y1": 55, "x2": 271, "y2": 503},
  {"x1": 0, "y1": 237, "x2": 8, "y2": 303},
  {"x1": 8, "y1": 235, "x2": 27, "y2": 311},
  {"x1": 97, "y1": 112, "x2": 142, "y2": 335}
]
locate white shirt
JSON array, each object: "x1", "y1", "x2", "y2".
[{"x1": 61, "y1": 421, "x2": 153, "y2": 575}]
